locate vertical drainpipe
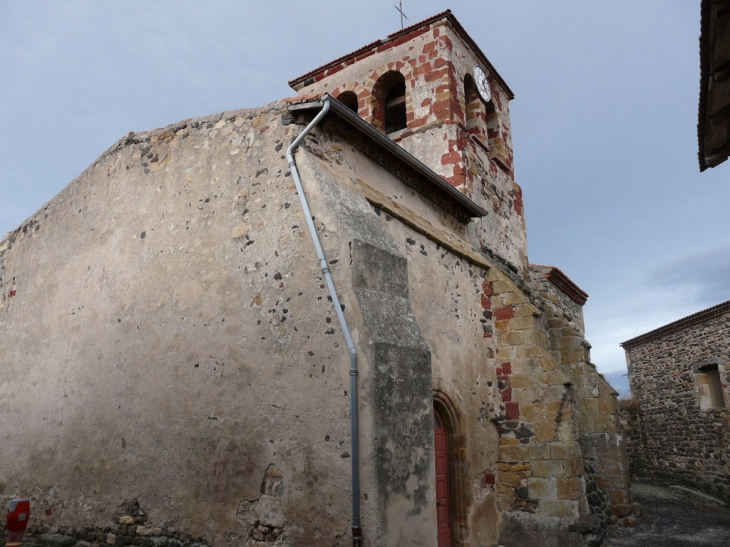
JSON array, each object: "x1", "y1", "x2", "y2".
[{"x1": 285, "y1": 98, "x2": 362, "y2": 546}]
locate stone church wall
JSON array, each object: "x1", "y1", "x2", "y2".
[{"x1": 623, "y1": 303, "x2": 730, "y2": 503}]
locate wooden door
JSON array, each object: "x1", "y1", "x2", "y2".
[{"x1": 434, "y1": 409, "x2": 453, "y2": 547}]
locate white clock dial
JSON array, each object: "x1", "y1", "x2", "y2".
[{"x1": 473, "y1": 65, "x2": 491, "y2": 103}]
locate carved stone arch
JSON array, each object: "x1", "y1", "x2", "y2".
[
  {"x1": 333, "y1": 82, "x2": 366, "y2": 115},
  {"x1": 433, "y1": 389, "x2": 470, "y2": 546},
  {"x1": 368, "y1": 64, "x2": 413, "y2": 133}
]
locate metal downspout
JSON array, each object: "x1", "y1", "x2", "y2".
[{"x1": 285, "y1": 99, "x2": 362, "y2": 546}]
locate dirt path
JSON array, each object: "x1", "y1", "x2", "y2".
[{"x1": 607, "y1": 479, "x2": 730, "y2": 547}]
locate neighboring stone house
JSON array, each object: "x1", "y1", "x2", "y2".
[
  {"x1": 622, "y1": 300, "x2": 730, "y2": 503},
  {"x1": 0, "y1": 10, "x2": 630, "y2": 547}
]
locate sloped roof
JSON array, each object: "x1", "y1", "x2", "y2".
[
  {"x1": 287, "y1": 94, "x2": 488, "y2": 221},
  {"x1": 530, "y1": 264, "x2": 589, "y2": 306},
  {"x1": 621, "y1": 298, "x2": 730, "y2": 348},
  {"x1": 288, "y1": 10, "x2": 514, "y2": 100}
]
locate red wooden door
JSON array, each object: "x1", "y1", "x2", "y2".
[{"x1": 434, "y1": 409, "x2": 453, "y2": 547}]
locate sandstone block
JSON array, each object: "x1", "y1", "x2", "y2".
[
  {"x1": 515, "y1": 304, "x2": 540, "y2": 317},
  {"x1": 535, "y1": 421, "x2": 557, "y2": 442},
  {"x1": 500, "y1": 444, "x2": 529, "y2": 461},
  {"x1": 592, "y1": 414, "x2": 620, "y2": 432},
  {"x1": 509, "y1": 374, "x2": 535, "y2": 388},
  {"x1": 542, "y1": 370, "x2": 567, "y2": 386},
  {"x1": 495, "y1": 319, "x2": 510, "y2": 334},
  {"x1": 550, "y1": 443, "x2": 579, "y2": 461},
  {"x1": 542, "y1": 384, "x2": 568, "y2": 401},
  {"x1": 520, "y1": 402, "x2": 546, "y2": 423},
  {"x1": 500, "y1": 471, "x2": 525, "y2": 488},
  {"x1": 557, "y1": 477, "x2": 581, "y2": 500},
  {"x1": 491, "y1": 280, "x2": 513, "y2": 294},
  {"x1": 508, "y1": 316, "x2": 535, "y2": 331},
  {"x1": 499, "y1": 462, "x2": 532, "y2": 472},
  {"x1": 598, "y1": 395, "x2": 618, "y2": 414},
  {"x1": 512, "y1": 387, "x2": 538, "y2": 403},
  {"x1": 539, "y1": 499, "x2": 579, "y2": 519},
  {"x1": 531, "y1": 460, "x2": 564, "y2": 478},
  {"x1": 517, "y1": 346, "x2": 545, "y2": 359},
  {"x1": 578, "y1": 398, "x2": 599, "y2": 416},
  {"x1": 501, "y1": 291, "x2": 526, "y2": 306},
  {"x1": 505, "y1": 331, "x2": 523, "y2": 346},
  {"x1": 527, "y1": 477, "x2": 557, "y2": 500}
]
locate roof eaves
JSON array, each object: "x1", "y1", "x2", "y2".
[
  {"x1": 621, "y1": 298, "x2": 730, "y2": 348},
  {"x1": 699, "y1": 0, "x2": 712, "y2": 171},
  {"x1": 530, "y1": 264, "x2": 589, "y2": 306},
  {"x1": 288, "y1": 10, "x2": 514, "y2": 100},
  {"x1": 287, "y1": 94, "x2": 487, "y2": 220}
]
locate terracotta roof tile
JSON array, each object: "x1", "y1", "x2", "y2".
[
  {"x1": 288, "y1": 10, "x2": 514, "y2": 100},
  {"x1": 621, "y1": 298, "x2": 730, "y2": 348},
  {"x1": 530, "y1": 264, "x2": 589, "y2": 305}
]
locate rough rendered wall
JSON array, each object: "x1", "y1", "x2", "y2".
[
  {"x1": 295, "y1": 150, "x2": 438, "y2": 546},
  {"x1": 0, "y1": 102, "x2": 400, "y2": 547},
  {"x1": 625, "y1": 310, "x2": 730, "y2": 502},
  {"x1": 295, "y1": 122, "x2": 500, "y2": 546}
]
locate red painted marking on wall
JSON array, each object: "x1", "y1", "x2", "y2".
[
  {"x1": 485, "y1": 473, "x2": 496, "y2": 485},
  {"x1": 505, "y1": 402, "x2": 520, "y2": 420},
  {"x1": 440, "y1": 150, "x2": 461, "y2": 165},
  {"x1": 482, "y1": 282, "x2": 493, "y2": 296},
  {"x1": 500, "y1": 388, "x2": 512, "y2": 402},
  {"x1": 495, "y1": 307, "x2": 515, "y2": 320},
  {"x1": 481, "y1": 295, "x2": 492, "y2": 310}
]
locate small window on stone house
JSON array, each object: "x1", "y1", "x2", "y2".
[
  {"x1": 373, "y1": 71, "x2": 407, "y2": 134},
  {"x1": 695, "y1": 363, "x2": 726, "y2": 410},
  {"x1": 336, "y1": 91, "x2": 359, "y2": 113}
]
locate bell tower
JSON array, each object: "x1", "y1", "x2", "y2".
[{"x1": 289, "y1": 10, "x2": 529, "y2": 275}]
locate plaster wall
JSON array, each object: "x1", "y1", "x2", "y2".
[
  {"x1": 0, "y1": 102, "x2": 439, "y2": 547},
  {"x1": 295, "y1": 121, "x2": 502, "y2": 546}
]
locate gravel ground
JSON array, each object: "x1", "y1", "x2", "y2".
[{"x1": 607, "y1": 479, "x2": 730, "y2": 547}]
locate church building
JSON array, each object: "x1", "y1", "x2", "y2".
[{"x1": 0, "y1": 11, "x2": 630, "y2": 547}]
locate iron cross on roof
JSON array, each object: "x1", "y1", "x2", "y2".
[{"x1": 394, "y1": 1, "x2": 408, "y2": 30}]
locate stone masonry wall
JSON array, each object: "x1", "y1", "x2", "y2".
[
  {"x1": 624, "y1": 305, "x2": 730, "y2": 502},
  {"x1": 292, "y1": 15, "x2": 529, "y2": 278},
  {"x1": 531, "y1": 270, "x2": 633, "y2": 531},
  {"x1": 618, "y1": 399, "x2": 646, "y2": 477}
]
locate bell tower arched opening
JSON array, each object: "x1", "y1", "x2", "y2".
[
  {"x1": 336, "y1": 90, "x2": 359, "y2": 113},
  {"x1": 373, "y1": 71, "x2": 407, "y2": 134}
]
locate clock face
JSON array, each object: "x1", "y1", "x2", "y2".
[{"x1": 474, "y1": 65, "x2": 491, "y2": 103}]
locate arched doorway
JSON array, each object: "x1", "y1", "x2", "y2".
[{"x1": 434, "y1": 408, "x2": 453, "y2": 547}]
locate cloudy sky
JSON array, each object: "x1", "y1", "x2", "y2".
[{"x1": 1, "y1": 1, "x2": 728, "y2": 387}]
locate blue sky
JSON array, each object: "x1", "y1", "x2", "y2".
[{"x1": 1, "y1": 1, "x2": 728, "y2": 382}]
